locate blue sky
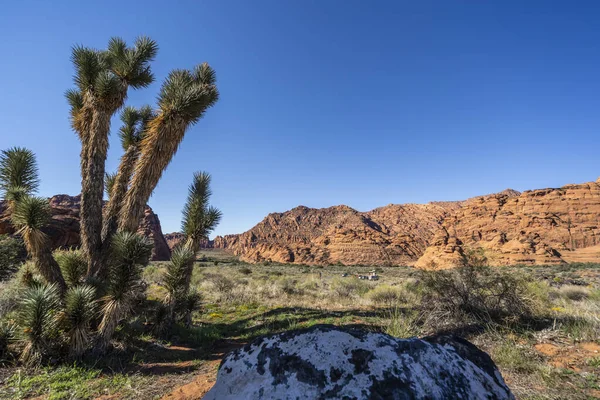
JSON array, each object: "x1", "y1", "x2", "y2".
[{"x1": 1, "y1": 1, "x2": 599, "y2": 238}]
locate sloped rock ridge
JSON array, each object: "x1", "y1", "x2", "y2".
[
  {"x1": 214, "y1": 202, "x2": 462, "y2": 266},
  {"x1": 204, "y1": 325, "x2": 514, "y2": 400},
  {"x1": 0, "y1": 194, "x2": 170, "y2": 261}
]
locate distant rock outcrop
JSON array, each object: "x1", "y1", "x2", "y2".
[
  {"x1": 0, "y1": 194, "x2": 170, "y2": 261},
  {"x1": 204, "y1": 325, "x2": 514, "y2": 400},
  {"x1": 415, "y1": 180, "x2": 600, "y2": 268},
  {"x1": 164, "y1": 232, "x2": 212, "y2": 251},
  {"x1": 214, "y1": 179, "x2": 600, "y2": 268},
  {"x1": 213, "y1": 202, "x2": 461, "y2": 265}
]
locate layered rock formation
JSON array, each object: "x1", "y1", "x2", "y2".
[
  {"x1": 214, "y1": 178, "x2": 600, "y2": 268},
  {"x1": 164, "y1": 232, "x2": 212, "y2": 251},
  {"x1": 204, "y1": 325, "x2": 514, "y2": 400},
  {"x1": 213, "y1": 203, "x2": 461, "y2": 265},
  {"x1": 0, "y1": 194, "x2": 170, "y2": 261},
  {"x1": 415, "y1": 179, "x2": 600, "y2": 268}
]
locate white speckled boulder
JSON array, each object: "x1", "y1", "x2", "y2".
[{"x1": 204, "y1": 325, "x2": 514, "y2": 400}]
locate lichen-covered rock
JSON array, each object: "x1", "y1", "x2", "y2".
[{"x1": 204, "y1": 325, "x2": 514, "y2": 400}]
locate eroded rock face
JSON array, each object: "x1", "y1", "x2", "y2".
[
  {"x1": 214, "y1": 179, "x2": 600, "y2": 268},
  {"x1": 415, "y1": 180, "x2": 600, "y2": 268},
  {"x1": 0, "y1": 194, "x2": 170, "y2": 261},
  {"x1": 164, "y1": 232, "x2": 212, "y2": 251},
  {"x1": 213, "y1": 203, "x2": 461, "y2": 266},
  {"x1": 204, "y1": 325, "x2": 514, "y2": 400}
]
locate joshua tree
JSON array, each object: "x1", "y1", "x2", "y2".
[
  {"x1": 65, "y1": 37, "x2": 158, "y2": 277},
  {"x1": 181, "y1": 172, "x2": 222, "y2": 253},
  {"x1": 118, "y1": 64, "x2": 219, "y2": 232},
  {"x1": 164, "y1": 172, "x2": 221, "y2": 325},
  {"x1": 11, "y1": 197, "x2": 67, "y2": 293}
]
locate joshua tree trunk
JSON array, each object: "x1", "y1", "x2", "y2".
[
  {"x1": 81, "y1": 109, "x2": 113, "y2": 277},
  {"x1": 95, "y1": 145, "x2": 139, "y2": 277},
  {"x1": 21, "y1": 229, "x2": 67, "y2": 293},
  {"x1": 35, "y1": 247, "x2": 68, "y2": 294},
  {"x1": 102, "y1": 146, "x2": 138, "y2": 243},
  {"x1": 119, "y1": 115, "x2": 187, "y2": 232}
]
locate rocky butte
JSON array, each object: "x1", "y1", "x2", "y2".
[
  {"x1": 0, "y1": 194, "x2": 171, "y2": 261},
  {"x1": 212, "y1": 178, "x2": 600, "y2": 268}
]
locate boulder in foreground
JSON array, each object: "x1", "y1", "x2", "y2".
[{"x1": 204, "y1": 325, "x2": 514, "y2": 400}]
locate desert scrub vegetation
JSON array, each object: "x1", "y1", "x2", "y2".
[{"x1": 0, "y1": 235, "x2": 26, "y2": 281}]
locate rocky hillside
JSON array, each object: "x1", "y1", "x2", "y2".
[
  {"x1": 0, "y1": 194, "x2": 171, "y2": 261},
  {"x1": 415, "y1": 179, "x2": 600, "y2": 268},
  {"x1": 214, "y1": 178, "x2": 600, "y2": 268},
  {"x1": 213, "y1": 202, "x2": 461, "y2": 265},
  {"x1": 164, "y1": 232, "x2": 212, "y2": 251}
]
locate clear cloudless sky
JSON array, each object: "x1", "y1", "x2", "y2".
[{"x1": 1, "y1": 1, "x2": 599, "y2": 238}]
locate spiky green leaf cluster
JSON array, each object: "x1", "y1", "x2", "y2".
[
  {"x1": 0, "y1": 147, "x2": 40, "y2": 198},
  {"x1": 158, "y1": 63, "x2": 219, "y2": 124},
  {"x1": 18, "y1": 284, "x2": 61, "y2": 364},
  {"x1": 98, "y1": 232, "x2": 152, "y2": 349},
  {"x1": 164, "y1": 245, "x2": 195, "y2": 298},
  {"x1": 0, "y1": 322, "x2": 16, "y2": 360},
  {"x1": 110, "y1": 231, "x2": 153, "y2": 270},
  {"x1": 66, "y1": 36, "x2": 158, "y2": 120},
  {"x1": 107, "y1": 36, "x2": 158, "y2": 88},
  {"x1": 63, "y1": 285, "x2": 97, "y2": 357},
  {"x1": 182, "y1": 172, "x2": 222, "y2": 247},
  {"x1": 119, "y1": 105, "x2": 155, "y2": 150},
  {"x1": 105, "y1": 172, "x2": 117, "y2": 198},
  {"x1": 11, "y1": 196, "x2": 51, "y2": 231},
  {"x1": 54, "y1": 249, "x2": 87, "y2": 287}
]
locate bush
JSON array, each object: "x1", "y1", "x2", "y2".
[
  {"x1": 203, "y1": 273, "x2": 235, "y2": 293},
  {"x1": 276, "y1": 277, "x2": 302, "y2": 296},
  {"x1": 0, "y1": 321, "x2": 16, "y2": 362},
  {"x1": 239, "y1": 266, "x2": 252, "y2": 275},
  {"x1": 368, "y1": 285, "x2": 409, "y2": 308},
  {"x1": 558, "y1": 285, "x2": 590, "y2": 301},
  {"x1": 330, "y1": 278, "x2": 371, "y2": 298},
  {"x1": 420, "y1": 265, "x2": 542, "y2": 328},
  {"x1": 0, "y1": 235, "x2": 26, "y2": 281},
  {"x1": 383, "y1": 308, "x2": 421, "y2": 338}
]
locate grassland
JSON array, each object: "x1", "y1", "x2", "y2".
[{"x1": 1, "y1": 249, "x2": 599, "y2": 399}]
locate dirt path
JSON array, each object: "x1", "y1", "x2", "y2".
[
  {"x1": 534, "y1": 341, "x2": 600, "y2": 372},
  {"x1": 159, "y1": 342, "x2": 244, "y2": 400}
]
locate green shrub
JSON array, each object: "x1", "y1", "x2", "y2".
[
  {"x1": 558, "y1": 285, "x2": 590, "y2": 301},
  {"x1": 367, "y1": 285, "x2": 408, "y2": 307},
  {"x1": 331, "y1": 278, "x2": 371, "y2": 298},
  {"x1": 0, "y1": 234, "x2": 26, "y2": 281},
  {"x1": 420, "y1": 265, "x2": 542, "y2": 328},
  {"x1": 239, "y1": 266, "x2": 252, "y2": 275},
  {"x1": 276, "y1": 277, "x2": 302, "y2": 296},
  {"x1": 0, "y1": 321, "x2": 16, "y2": 361},
  {"x1": 382, "y1": 308, "x2": 421, "y2": 338}
]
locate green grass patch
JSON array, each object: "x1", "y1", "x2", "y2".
[{"x1": 5, "y1": 366, "x2": 148, "y2": 400}]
